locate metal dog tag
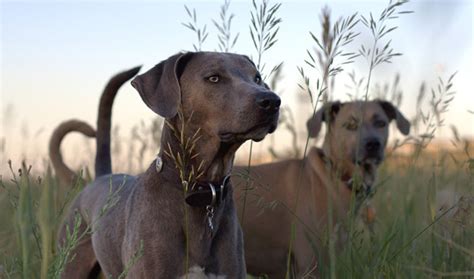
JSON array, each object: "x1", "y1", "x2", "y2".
[
  {"x1": 206, "y1": 205, "x2": 215, "y2": 235},
  {"x1": 155, "y1": 155, "x2": 163, "y2": 173}
]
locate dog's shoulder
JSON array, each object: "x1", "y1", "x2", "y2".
[{"x1": 80, "y1": 174, "x2": 137, "y2": 206}]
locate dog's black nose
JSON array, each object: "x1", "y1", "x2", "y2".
[
  {"x1": 256, "y1": 92, "x2": 281, "y2": 111},
  {"x1": 365, "y1": 138, "x2": 381, "y2": 152}
]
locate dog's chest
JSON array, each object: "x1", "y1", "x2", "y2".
[
  {"x1": 189, "y1": 231, "x2": 214, "y2": 265},
  {"x1": 186, "y1": 207, "x2": 225, "y2": 267}
]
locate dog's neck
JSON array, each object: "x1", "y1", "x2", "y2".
[
  {"x1": 157, "y1": 118, "x2": 241, "y2": 188},
  {"x1": 321, "y1": 141, "x2": 377, "y2": 188}
]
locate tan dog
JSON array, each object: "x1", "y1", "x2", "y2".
[
  {"x1": 233, "y1": 100, "x2": 410, "y2": 278},
  {"x1": 54, "y1": 52, "x2": 280, "y2": 278}
]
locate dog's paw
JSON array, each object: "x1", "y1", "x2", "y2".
[{"x1": 180, "y1": 266, "x2": 226, "y2": 279}]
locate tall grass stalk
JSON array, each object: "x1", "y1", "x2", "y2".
[
  {"x1": 249, "y1": 0, "x2": 282, "y2": 79},
  {"x1": 287, "y1": 9, "x2": 359, "y2": 278},
  {"x1": 163, "y1": 110, "x2": 204, "y2": 276},
  {"x1": 212, "y1": 0, "x2": 239, "y2": 52},
  {"x1": 118, "y1": 240, "x2": 144, "y2": 279},
  {"x1": 240, "y1": 0, "x2": 282, "y2": 229},
  {"x1": 38, "y1": 168, "x2": 55, "y2": 279},
  {"x1": 2, "y1": 158, "x2": 126, "y2": 279},
  {"x1": 17, "y1": 163, "x2": 34, "y2": 279},
  {"x1": 182, "y1": 5, "x2": 209, "y2": 51},
  {"x1": 51, "y1": 176, "x2": 126, "y2": 278},
  {"x1": 304, "y1": 7, "x2": 359, "y2": 101},
  {"x1": 359, "y1": 0, "x2": 412, "y2": 100},
  {"x1": 412, "y1": 72, "x2": 457, "y2": 163},
  {"x1": 353, "y1": 2, "x2": 412, "y2": 232},
  {"x1": 335, "y1": 5, "x2": 414, "y2": 275}
]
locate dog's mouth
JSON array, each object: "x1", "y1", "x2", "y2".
[
  {"x1": 219, "y1": 115, "x2": 279, "y2": 143},
  {"x1": 355, "y1": 155, "x2": 383, "y2": 167}
]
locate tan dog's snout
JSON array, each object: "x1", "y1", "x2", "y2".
[
  {"x1": 364, "y1": 137, "x2": 382, "y2": 153},
  {"x1": 360, "y1": 136, "x2": 384, "y2": 164}
]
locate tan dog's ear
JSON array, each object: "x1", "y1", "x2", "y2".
[
  {"x1": 378, "y1": 100, "x2": 411, "y2": 135},
  {"x1": 306, "y1": 101, "x2": 342, "y2": 138},
  {"x1": 131, "y1": 52, "x2": 194, "y2": 118}
]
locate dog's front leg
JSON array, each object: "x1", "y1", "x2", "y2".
[
  {"x1": 122, "y1": 214, "x2": 186, "y2": 279},
  {"x1": 123, "y1": 239, "x2": 185, "y2": 279}
]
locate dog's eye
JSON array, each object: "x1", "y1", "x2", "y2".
[
  {"x1": 344, "y1": 122, "x2": 358, "y2": 131},
  {"x1": 207, "y1": 75, "x2": 220, "y2": 83},
  {"x1": 374, "y1": 120, "x2": 387, "y2": 128},
  {"x1": 254, "y1": 74, "x2": 261, "y2": 84}
]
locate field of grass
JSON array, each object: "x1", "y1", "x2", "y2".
[
  {"x1": 1, "y1": 0, "x2": 473, "y2": 278},
  {"x1": 332, "y1": 144, "x2": 474, "y2": 278},
  {"x1": 0, "y1": 141, "x2": 473, "y2": 278}
]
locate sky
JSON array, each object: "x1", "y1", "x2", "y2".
[{"x1": 1, "y1": 0, "x2": 473, "y2": 172}]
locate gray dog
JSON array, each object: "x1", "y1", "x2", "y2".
[
  {"x1": 55, "y1": 52, "x2": 280, "y2": 278},
  {"x1": 233, "y1": 100, "x2": 410, "y2": 278}
]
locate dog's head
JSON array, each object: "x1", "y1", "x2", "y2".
[
  {"x1": 307, "y1": 100, "x2": 410, "y2": 169},
  {"x1": 131, "y1": 52, "x2": 280, "y2": 143}
]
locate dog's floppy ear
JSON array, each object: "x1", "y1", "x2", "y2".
[
  {"x1": 378, "y1": 100, "x2": 411, "y2": 135},
  {"x1": 306, "y1": 101, "x2": 342, "y2": 138},
  {"x1": 131, "y1": 52, "x2": 194, "y2": 118}
]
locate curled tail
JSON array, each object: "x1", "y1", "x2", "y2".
[
  {"x1": 49, "y1": 120, "x2": 96, "y2": 185},
  {"x1": 95, "y1": 66, "x2": 141, "y2": 177},
  {"x1": 49, "y1": 66, "x2": 141, "y2": 184}
]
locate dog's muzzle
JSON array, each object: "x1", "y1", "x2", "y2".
[{"x1": 256, "y1": 91, "x2": 281, "y2": 113}]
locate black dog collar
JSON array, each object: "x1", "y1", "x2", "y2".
[{"x1": 185, "y1": 175, "x2": 231, "y2": 208}]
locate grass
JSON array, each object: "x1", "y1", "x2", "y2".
[
  {"x1": 331, "y1": 146, "x2": 473, "y2": 278},
  {"x1": 1, "y1": 0, "x2": 473, "y2": 278},
  {"x1": 1, "y1": 143, "x2": 472, "y2": 278}
]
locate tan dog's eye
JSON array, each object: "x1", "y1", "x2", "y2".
[
  {"x1": 344, "y1": 122, "x2": 358, "y2": 131},
  {"x1": 254, "y1": 74, "x2": 261, "y2": 84},
  {"x1": 208, "y1": 75, "x2": 220, "y2": 83},
  {"x1": 374, "y1": 120, "x2": 387, "y2": 128}
]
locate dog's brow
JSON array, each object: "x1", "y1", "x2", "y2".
[
  {"x1": 349, "y1": 115, "x2": 359, "y2": 122},
  {"x1": 371, "y1": 113, "x2": 387, "y2": 121},
  {"x1": 234, "y1": 56, "x2": 258, "y2": 71},
  {"x1": 229, "y1": 64, "x2": 257, "y2": 79},
  {"x1": 202, "y1": 67, "x2": 227, "y2": 76}
]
